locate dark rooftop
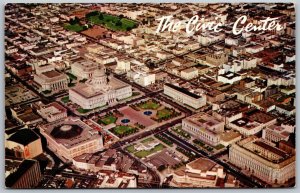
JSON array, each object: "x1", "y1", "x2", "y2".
[
  {"x1": 5, "y1": 159, "x2": 38, "y2": 187},
  {"x1": 7, "y1": 129, "x2": 40, "y2": 146},
  {"x1": 165, "y1": 83, "x2": 201, "y2": 99}
]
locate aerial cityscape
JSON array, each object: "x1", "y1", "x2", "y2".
[{"x1": 4, "y1": 3, "x2": 295, "y2": 188}]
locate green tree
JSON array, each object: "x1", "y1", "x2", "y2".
[
  {"x1": 115, "y1": 19, "x2": 122, "y2": 26},
  {"x1": 98, "y1": 13, "x2": 104, "y2": 20}
]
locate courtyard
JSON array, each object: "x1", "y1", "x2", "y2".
[{"x1": 125, "y1": 137, "x2": 166, "y2": 158}]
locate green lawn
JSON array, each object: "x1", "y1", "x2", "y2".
[
  {"x1": 214, "y1": 144, "x2": 225, "y2": 150},
  {"x1": 64, "y1": 24, "x2": 85, "y2": 32},
  {"x1": 77, "y1": 108, "x2": 92, "y2": 114},
  {"x1": 172, "y1": 127, "x2": 191, "y2": 139},
  {"x1": 42, "y1": 90, "x2": 52, "y2": 95},
  {"x1": 66, "y1": 72, "x2": 77, "y2": 81},
  {"x1": 157, "y1": 108, "x2": 172, "y2": 119},
  {"x1": 141, "y1": 137, "x2": 155, "y2": 144},
  {"x1": 134, "y1": 144, "x2": 165, "y2": 158},
  {"x1": 87, "y1": 12, "x2": 137, "y2": 31},
  {"x1": 68, "y1": 82, "x2": 76, "y2": 87},
  {"x1": 98, "y1": 115, "x2": 117, "y2": 125},
  {"x1": 138, "y1": 100, "x2": 161, "y2": 110},
  {"x1": 126, "y1": 145, "x2": 136, "y2": 153},
  {"x1": 61, "y1": 96, "x2": 69, "y2": 103},
  {"x1": 112, "y1": 125, "x2": 137, "y2": 136}
]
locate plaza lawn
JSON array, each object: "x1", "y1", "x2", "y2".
[
  {"x1": 61, "y1": 96, "x2": 70, "y2": 103},
  {"x1": 112, "y1": 125, "x2": 137, "y2": 136},
  {"x1": 157, "y1": 108, "x2": 172, "y2": 119},
  {"x1": 64, "y1": 24, "x2": 85, "y2": 32},
  {"x1": 134, "y1": 144, "x2": 165, "y2": 158},
  {"x1": 98, "y1": 115, "x2": 117, "y2": 125},
  {"x1": 126, "y1": 145, "x2": 136, "y2": 153},
  {"x1": 88, "y1": 12, "x2": 137, "y2": 31},
  {"x1": 141, "y1": 137, "x2": 155, "y2": 144},
  {"x1": 138, "y1": 100, "x2": 161, "y2": 110}
]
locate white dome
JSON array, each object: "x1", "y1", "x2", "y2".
[{"x1": 93, "y1": 67, "x2": 105, "y2": 77}]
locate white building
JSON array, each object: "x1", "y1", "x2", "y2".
[
  {"x1": 69, "y1": 67, "x2": 132, "y2": 109},
  {"x1": 116, "y1": 58, "x2": 131, "y2": 73},
  {"x1": 218, "y1": 72, "x2": 241, "y2": 84},
  {"x1": 135, "y1": 73, "x2": 155, "y2": 86},
  {"x1": 182, "y1": 113, "x2": 224, "y2": 146},
  {"x1": 164, "y1": 83, "x2": 206, "y2": 109},
  {"x1": 35, "y1": 102, "x2": 67, "y2": 122},
  {"x1": 229, "y1": 136, "x2": 295, "y2": 185},
  {"x1": 262, "y1": 124, "x2": 294, "y2": 142},
  {"x1": 180, "y1": 67, "x2": 198, "y2": 80},
  {"x1": 228, "y1": 111, "x2": 277, "y2": 136},
  {"x1": 127, "y1": 71, "x2": 155, "y2": 86},
  {"x1": 40, "y1": 117, "x2": 103, "y2": 161},
  {"x1": 71, "y1": 60, "x2": 99, "y2": 79},
  {"x1": 170, "y1": 158, "x2": 226, "y2": 187},
  {"x1": 34, "y1": 69, "x2": 69, "y2": 92}
]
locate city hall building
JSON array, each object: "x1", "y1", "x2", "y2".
[
  {"x1": 69, "y1": 66, "x2": 132, "y2": 109},
  {"x1": 229, "y1": 136, "x2": 295, "y2": 185}
]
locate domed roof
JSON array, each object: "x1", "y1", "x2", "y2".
[
  {"x1": 50, "y1": 124, "x2": 83, "y2": 139},
  {"x1": 93, "y1": 67, "x2": 105, "y2": 78}
]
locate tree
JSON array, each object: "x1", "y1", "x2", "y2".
[
  {"x1": 98, "y1": 13, "x2": 104, "y2": 20},
  {"x1": 115, "y1": 19, "x2": 122, "y2": 26},
  {"x1": 86, "y1": 11, "x2": 98, "y2": 19}
]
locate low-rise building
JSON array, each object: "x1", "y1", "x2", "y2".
[
  {"x1": 180, "y1": 67, "x2": 198, "y2": 80},
  {"x1": 164, "y1": 83, "x2": 206, "y2": 109},
  {"x1": 6, "y1": 129, "x2": 43, "y2": 159},
  {"x1": 262, "y1": 124, "x2": 294, "y2": 142},
  {"x1": 170, "y1": 158, "x2": 226, "y2": 187},
  {"x1": 34, "y1": 102, "x2": 67, "y2": 122},
  {"x1": 182, "y1": 113, "x2": 224, "y2": 146}
]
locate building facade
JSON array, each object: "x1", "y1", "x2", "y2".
[
  {"x1": 182, "y1": 112, "x2": 224, "y2": 146},
  {"x1": 35, "y1": 102, "x2": 67, "y2": 122},
  {"x1": 170, "y1": 158, "x2": 226, "y2": 187},
  {"x1": 34, "y1": 70, "x2": 69, "y2": 92},
  {"x1": 71, "y1": 60, "x2": 99, "y2": 79},
  {"x1": 5, "y1": 159, "x2": 42, "y2": 188},
  {"x1": 40, "y1": 117, "x2": 103, "y2": 161},
  {"x1": 164, "y1": 83, "x2": 206, "y2": 109},
  {"x1": 229, "y1": 137, "x2": 295, "y2": 185},
  {"x1": 6, "y1": 129, "x2": 43, "y2": 159},
  {"x1": 69, "y1": 67, "x2": 132, "y2": 109}
]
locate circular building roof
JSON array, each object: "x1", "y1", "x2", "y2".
[{"x1": 50, "y1": 124, "x2": 83, "y2": 139}]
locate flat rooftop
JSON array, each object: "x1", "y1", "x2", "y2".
[
  {"x1": 165, "y1": 83, "x2": 201, "y2": 99},
  {"x1": 188, "y1": 158, "x2": 217, "y2": 172},
  {"x1": 42, "y1": 70, "x2": 61, "y2": 78}
]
